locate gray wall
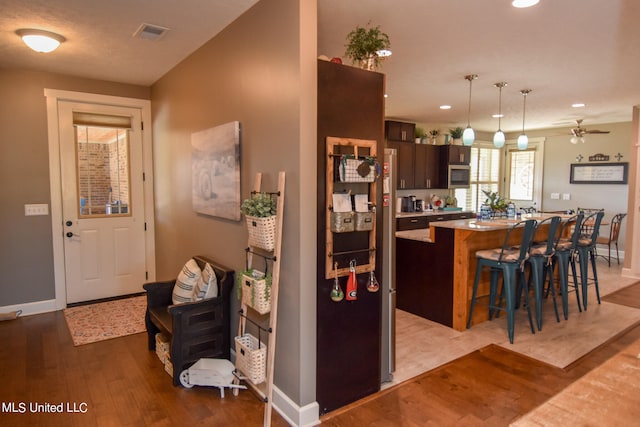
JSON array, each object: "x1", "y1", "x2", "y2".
[
  {"x1": 0, "y1": 69, "x2": 149, "y2": 306},
  {"x1": 150, "y1": 0, "x2": 317, "y2": 408},
  {"x1": 510, "y1": 121, "x2": 631, "y2": 250}
]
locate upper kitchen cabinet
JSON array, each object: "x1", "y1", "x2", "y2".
[
  {"x1": 441, "y1": 145, "x2": 471, "y2": 165},
  {"x1": 414, "y1": 144, "x2": 439, "y2": 189},
  {"x1": 386, "y1": 139, "x2": 414, "y2": 189},
  {"x1": 385, "y1": 120, "x2": 415, "y2": 142}
]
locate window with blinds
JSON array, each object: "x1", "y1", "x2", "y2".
[{"x1": 455, "y1": 145, "x2": 502, "y2": 212}]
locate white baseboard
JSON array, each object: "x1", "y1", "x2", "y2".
[
  {"x1": 230, "y1": 349, "x2": 320, "y2": 426},
  {"x1": 0, "y1": 299, "x2": 58, "y2": 317},
  {"x1": 272, "y1": 385, "x2": 320, "y2": 427}
]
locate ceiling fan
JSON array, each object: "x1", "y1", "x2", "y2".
[{"x1": 569, "y1": 119, "x2": 610, "y2": 144}]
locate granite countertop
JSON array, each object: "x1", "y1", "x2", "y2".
[{"x1": 395, "y1": 228, "x2": 432, "y2": 242}]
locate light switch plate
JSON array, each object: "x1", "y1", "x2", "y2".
[
  {"x1": 550, "y1": 193, "x2": 560, "y2": 200},
  {"x1": 25, "y1": 204, "x2": 49, "y2": 216},
  {"x1": 562, "y1": 193, "x2": 571, "y2": 200}
]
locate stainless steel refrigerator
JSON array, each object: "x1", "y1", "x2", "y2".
[{"x1": 381, "y1": 148, "x2": 397, "y2": 383}]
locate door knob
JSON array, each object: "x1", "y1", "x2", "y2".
[
  {"x1": 66, "y1": 220, "x2": 73, "y2": 226},
  {"x1": 66, "y1": 232, "x2": 73, "y2": 238}
]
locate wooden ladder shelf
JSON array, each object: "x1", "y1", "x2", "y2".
[{"x1": 236, "y1": 171, "x2": 285, "y2": 427}]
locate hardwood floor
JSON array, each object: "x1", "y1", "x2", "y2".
[
  {"x1": 1, "y1": 263, "x2": 638, "y2": 426},
  {"x1": 321, "y1": 265, "x2": 640, "y2": 426},
  {"x1": 0, "y1": 311, "x2": 289, "y2": 426}
]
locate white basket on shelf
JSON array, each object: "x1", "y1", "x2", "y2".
[
  {"x1": 240, "y1": 270, "x2": 271, "y2": 314},
  {"x1": 234, "y1": 333, "x2": 267, "y2": 385},
  {"x1": 245, "y1": 215, "x2": 276, "y2": 251}
]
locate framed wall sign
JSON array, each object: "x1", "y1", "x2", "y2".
[{"x1": 570, "y1": 162, "x2": 628, "y2": 184}]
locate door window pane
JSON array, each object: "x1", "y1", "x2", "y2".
[{"x1": 76, "y1": 125, "x2": 131, "y2": 217}]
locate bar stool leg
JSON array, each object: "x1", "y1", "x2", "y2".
[
  {"x1": 577, "y1": 247, "x2": 590, "y2": 309},
  {"x1": 554, "y1": 256, "x2": 569, "y2": 320},
  {"x1": 569, "y1": 253, "x2": 583, "y2": 312},
  {"x1": 589, "y1": 249, "x2": 601, "y2": 304},
  {"x1": 502, "y1": 267, "x2": 515, "y2": 344}
]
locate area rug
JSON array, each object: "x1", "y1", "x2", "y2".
[{"x1": 64, "y1": 296, "x2": 147, "y2": 346}]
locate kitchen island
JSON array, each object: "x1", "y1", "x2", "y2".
[{"x1": 396, "y1": 216, "x2": 563, "y2": 331}]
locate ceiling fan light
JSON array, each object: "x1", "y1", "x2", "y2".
[
  {"x1": 570, "y1": 136, "x2": 579, "y2": 144},
  {"x1": 16, "y1": 29, "x2": 65, "y2": 53},
  {"x1": 493, "y1": 130, "x2": 505, "y2": 148},
  {"x1": 517, "y1": 133, "x2": 529, "y2": 150},
  {"x1": 463, "y1": 127, "x2": 475, "y2": 146}
]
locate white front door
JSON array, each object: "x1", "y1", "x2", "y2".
[{"x1": 58, "y1": 101, "x2": 147, "y2": 303}]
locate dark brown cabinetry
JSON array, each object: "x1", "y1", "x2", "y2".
[
  {"x1": 414, "y1": 144, "x2": 439, "y2": 189},
  {"x1": 387, "y1": 140, "x2": 415, "y2": 189},
  {"x1": 386, "y1": 120, "x2": 440, "y2": 190},
  {"x1": 441, "y1": 145, "x2": 471, "y2": 165},
  {"x1": 385, "y1": 120, "x2": 415, "y2": 142},
  {"x1": 397, "y1": 216, "x2": 428, "y2": 231}
]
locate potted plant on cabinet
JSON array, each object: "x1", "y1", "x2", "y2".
[
  {"x1": 345, "y1": 23, "x2": 391, "y2": 71},
  {"x1": 449, "y1": 127, "x2": 464, "y2": 145},
  {"x1": 415, "y1": 127, "x2": 426, "y2": 144},
  {"x1": 241, "y1": 192, "x2": 277, "y2": 251}
]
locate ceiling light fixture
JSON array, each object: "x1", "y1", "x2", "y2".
[
  {"x1": 512, "y1": 0, "x2": 540, "y2": 8},
  {"x1": 440, "y1": 105, "x2": 452, "y2": 110},
  {"x1": 16, "y1": 29, "x2": 65, "y2": 53},
  {"x1": 517, "y1": 89, "x2": 532, "y2": 150},
  {"x1": 572, "y1": 103, "x2": 585, "y2": 108},
  {"x1": 462, "y1": 74, "x2": 478, "y2": 146},
  {"x1": 493, "y1": 82, "x2": 508, "y2": 148}
]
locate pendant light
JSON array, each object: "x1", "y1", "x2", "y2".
[
  {"x1": 462, "y1": 74, "x2": 478, "y2": 146},
  {"x1": 493, "y1": 82, "x2": 508, "y2": 148},
  {"x1": 517, "y1": 89, "x2": 532, "y2": 150}
]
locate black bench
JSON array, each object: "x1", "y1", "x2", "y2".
[{"x1": 143, "y1": 256, "x2": 233, "y2": 385}]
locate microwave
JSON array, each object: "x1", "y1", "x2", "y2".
[{"x1": 447, "y1": 165, "x2": 471, "y2": 188}]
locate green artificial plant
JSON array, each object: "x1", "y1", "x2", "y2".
[
  {"x1": 240, "y1": 192, "x2": 276, "y2": 218},
  {"x1": 345, "y1": 23, "x2": 391, "y2": 70}
]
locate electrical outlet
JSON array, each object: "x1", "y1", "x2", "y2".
[
  {"x1": 562, "y1": 193, "x2": 571, "y2": 200},
  {"x1": 25, "y1": 204, "x2": 49, "y2": 216},
  {"x1": 550, "y1": 193, "x2": 560, "y2": 200}
]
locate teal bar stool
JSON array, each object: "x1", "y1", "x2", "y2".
[
  {"x1": 527, "y1": 215, "x2": 562, "y2": 330},
  {"x1": 467, "y1": 219, "x2": 537, "y2": 344},
  {"x1": 573, "y1": 211, "x2": 605, "y2": 309},
  {"x1": 550, "y1": 213, "x2": 584, "y2": 319}
]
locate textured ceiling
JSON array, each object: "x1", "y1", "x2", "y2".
[{"x1": 2, "y1": 0, "x2": 639, "y2": 133}]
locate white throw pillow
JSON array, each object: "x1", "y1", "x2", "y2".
[
  {"x1": 194, "y1": 262, "x2": 218, "y2": 300},
  {"x1": 172, "y1": 259, "x2": 201, "y2": 304}
]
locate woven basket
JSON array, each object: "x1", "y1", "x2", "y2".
[
  {"x1": 235, "y1": 334, "x2": 267, "y2": 384},
  {"x1": 245, "y1": 215, "x2": 276, "y2": 251},
  {"x1": 241, "y1": 271, "x2": 271, "y2": 314},
  {"x1": 355, "y1": 212, "x2": 374, "y2": 231}
]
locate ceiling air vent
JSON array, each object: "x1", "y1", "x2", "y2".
[{"x1": 133, "y1": 23, "x2": 170, "y2": 41}]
